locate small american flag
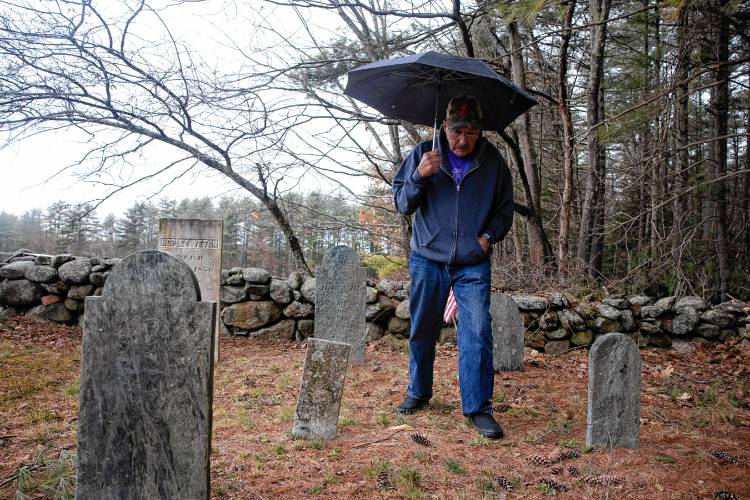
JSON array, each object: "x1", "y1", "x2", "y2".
[{"x1": 443, "y1": 287, "x2": 457, "y2": 323}]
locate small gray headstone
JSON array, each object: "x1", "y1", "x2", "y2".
[
  {"x1": 292, "y1": 338, "x2": 350, "y2": 440},
  {"x1": 314, "y1": 246, "x2": 366, "y2": 363},
  {"x1": 586, "y1": 332, "x2": 640, "y2": 449},
  {"x1": 158, "y1": 218, "x2": 223, "y2": 362},
  {"x1": 76, "y1": 251, "x2": 215, "y2": 499},
  {"x1": 491, "y1": 294, "x2": 524, "y2": 371}
]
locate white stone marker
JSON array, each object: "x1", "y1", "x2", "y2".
[{"x1": 158, "y1": 218, "x2": 223, "y2": 362}]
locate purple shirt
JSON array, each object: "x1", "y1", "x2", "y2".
[{"x1": 446, "y1": 148, "x2": 472, "y2": 185}]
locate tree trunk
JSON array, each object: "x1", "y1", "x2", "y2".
[
  {"x1": 576, "y1": 0, "x2": 611, "y2": 278},
  {"x1": 711, "y1": 0, "x2": 730, "y2": 300},
  {"x1": 556, "y1": 0, "x2": 577, "y2": 271},
  {"x1": 673, "y1": 3, "x2": 691, "y2": 260},
  {"x1": 507, "y1": 20, "x2": 548, "y2": 265}
]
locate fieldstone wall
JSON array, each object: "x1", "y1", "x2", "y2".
[{"x1": 1, "y1": 250, "x2": 748, "y2": 350}]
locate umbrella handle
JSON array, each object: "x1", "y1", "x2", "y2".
[{"x1": 432, "y1": 77, "x2": 441, "y2": 150}]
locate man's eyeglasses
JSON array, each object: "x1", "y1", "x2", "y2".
[{"x1": 446, "y1": 129, "x2": 480, "y2": 139}]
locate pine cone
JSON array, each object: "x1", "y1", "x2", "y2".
[
  {"x1": 377, "y1": 470, "x2": 392, "y2": 491},
  {"x1": 558, "y1": 449, "x2": 581, "y2": 461},
  {"x1": 714, "y1": 491, "x2": 738, "y2": 500},
  {"x1": 582, "y1": 474, "x2": 624, "y2": 486},
  {"x1": 410, "y1": 433, "x2": 431, "y2": 446},
  {"x1": 549, "y1": 448, "x2": 580, "y2": 464},
  {"x1": 568, "y1": 466, "x2": 580, "y2": 477},
  {"x1": 710, "y1": 450, "x2": 739, "y2": 464},
  {"x1": 495, "y1": 476, "x2": 514, "y2": 491},
  {"x1": 527, "y1": 454, "x2": 551, "y2": 466},
  {"x1": 537, "y1": 477, "x2": 568, "y2": 492},
  {"x1": 550, "y1": 466, "x2": 563, "y2": 475}
]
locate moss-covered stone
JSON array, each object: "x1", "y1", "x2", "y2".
[{"x1": 570, "y1": 330, "x2": 593, "y2": 346}]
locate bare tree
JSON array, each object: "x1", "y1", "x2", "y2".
[{"x1": 0, "y1": 0, "x2": 317, "y2": 274}]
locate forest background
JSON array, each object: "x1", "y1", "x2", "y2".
[{"x1": 0, "y1": 0, "x2": 748, "y2": 301}]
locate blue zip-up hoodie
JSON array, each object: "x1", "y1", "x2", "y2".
[{"x1": 392, "y1": 129, "x2": 514, "y2": 266}]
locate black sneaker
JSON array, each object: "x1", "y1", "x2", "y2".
[
  {"x1": 469, "y1": 413, "x2": 504, "y2": 439},
  {"x1": 395, "y1": 395, "x2": 430, "y2": 415}
]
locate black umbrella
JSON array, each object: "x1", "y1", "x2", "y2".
[{"x1": 344, "y1": 51, "x2": 537, "y2": 145}]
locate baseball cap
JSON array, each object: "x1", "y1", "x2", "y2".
[{"x1": 445, "y1": 95, "x2": 483, "y2": 130}]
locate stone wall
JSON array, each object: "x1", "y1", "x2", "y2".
[{"x1": 1, "y1": 250, "x2": 748, "y2": 349}]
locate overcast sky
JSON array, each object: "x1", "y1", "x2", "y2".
[{"x1": 0, "y1": 1, "x2": 367, "y2": 217}]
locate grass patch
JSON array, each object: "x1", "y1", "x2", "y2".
[
  {"x1": 307, "y1": 438, "x2": 325, "y2": 450},
  {"x1": 397, "y1": 465, "x2": 423, "y2": 497},
  {"x1": 339, "y1": 416, "x2": 356, "y2": 426},
  {"x1": 446, "y1": 458, "x2": 465, "y2": 474},
  {"x1": 0, "y1": 342, "x2": 78, "y2": 412},
  {"x1": 63, "y1": 380, "x2": 79, "y2": 397},
  {"x1": 28, "y1": 408, "x2": 59, "y2": 424},
  {"x1": 478, "y1": 477, "x2": 497, "y2": 494},
  {"x1": 375, "y1": 412, "x2": 392, "y2": 426},
  {"x1": 559, "y1": 438, "x2": 580, "y2": 448},
  {"x1": 655, "y1": 454, "x2": 676, "y2": 464},
  {"x1": 275, "y1": 406, "x2": 295, "y2": 423},
  {"x1": 470, "y1": 435, "x2": 492, "y2": 446},
  {"x1": 364, "y1": 458, "x2": 392, "y2": 480},
  {"x1": 272, "y1": 444, "x2": 287, "y2": 456}
]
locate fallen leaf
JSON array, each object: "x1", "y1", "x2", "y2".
[{"x1": 660, "y1": 365, "x2": 675, "y2": 378}]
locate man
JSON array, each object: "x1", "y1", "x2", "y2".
[{"x1": 392, "y1": 95, "x2": 514, "y2": 439}]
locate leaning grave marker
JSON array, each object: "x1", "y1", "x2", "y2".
[
  {"x1": 76, "y1": 250, "x2": 215, "y2": 499},
  {"x1": 292, "y1": 338, "x2": 351, "y2": 440},
  {"x1": 158, "y1": 218, "x2": 223, "y2": 362},
  {"x1": 491, "y1": 293, "x2": 525, "y2": 371},
  {"x1": 314, "y1": 245, "x2": 367, "y2": 363},
  {"x1": 586, "y1": 332, "x2": 641, "y2": 449}
]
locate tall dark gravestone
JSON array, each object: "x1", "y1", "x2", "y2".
[
  {"x1": 586, "y1": 332, "x2": 641, "y2": 449},
  {"x1": 158, "y1": 218, "x2": 223, "y2": 362},
  {"x1": 315, "y1": 245, "x2": 366, "y2": 363},
  {"x1": 292, "y1": 338, "x2": 351, "y2": 440},
  {"x1": 491, "y1": 294, "x2": 525, "y2": 371},
  {"x1": 76, "y1": 251, "x2": 215, "y2": 499}
]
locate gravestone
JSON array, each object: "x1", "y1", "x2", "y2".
[
  {"x1": 158, "y1": 218, "x2": 223, "y2": 362},
  {"x1": 292, "y1": 338, "x2": 351, "y2": 440},
  {"x1": 586, "y1": 332, "x2": 641, "y2": 448},
  {"x1": 491, "y1": 294, "x2": 524, "y2": 371},
  {"x1": 315, "y1": 245, "x2": 367, "y2": 363},
  {"x1": 76, "y1": 250, "x2": 215, "y2": 499}
]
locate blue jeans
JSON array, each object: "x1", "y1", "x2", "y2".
[{"x1": 407, "y1": 251, "x2": 494, "y2": 415}]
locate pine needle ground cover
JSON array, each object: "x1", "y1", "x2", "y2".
[{"x1": 1, "y1": 316, "x2": 748, "y2": 499}]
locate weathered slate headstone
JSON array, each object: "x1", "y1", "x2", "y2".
[
  {"x1": 314, "y1": 245, "x2": 367, "y2": 363},
  {"x1": 76, "y1": 251, "x2": 215, "y2": 499},
  {"x1": 586, "y1": 332, "x2": 641, "y2": 449},
  {"x1": 158, "y1": 218, "x2": 223, "y2": 362},
  {"x1": 491, "y1": 294, "x2": 525, "y2": 371},
  {"x1": 292, "y1": 338, "x2": 351, "y2": 440}
]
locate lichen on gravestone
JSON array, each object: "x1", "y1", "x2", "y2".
[
  {"x1": 314, "y1": 246, "x2": 366, "y2": 364},
  {"x1": 76, "y1": 250, "x2": 215, "y2": 500},
  {"x1": 586, "y1": 333, "x2": 640, "y2": 449},
  {"x1": 292, "y1": 338, "x2": 350, "y2": 440},
  {"x1": 491, "y1": 294, "x2": 524, "y2": 371}
]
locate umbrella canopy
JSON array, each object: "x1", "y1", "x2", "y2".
[{"x1": 344, "y1": 51, "x2": 537, "y2": 132}]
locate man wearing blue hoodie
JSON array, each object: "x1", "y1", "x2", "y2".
[{"x1": 392, "y1": 95, "x2": 514, "y2": 439}]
